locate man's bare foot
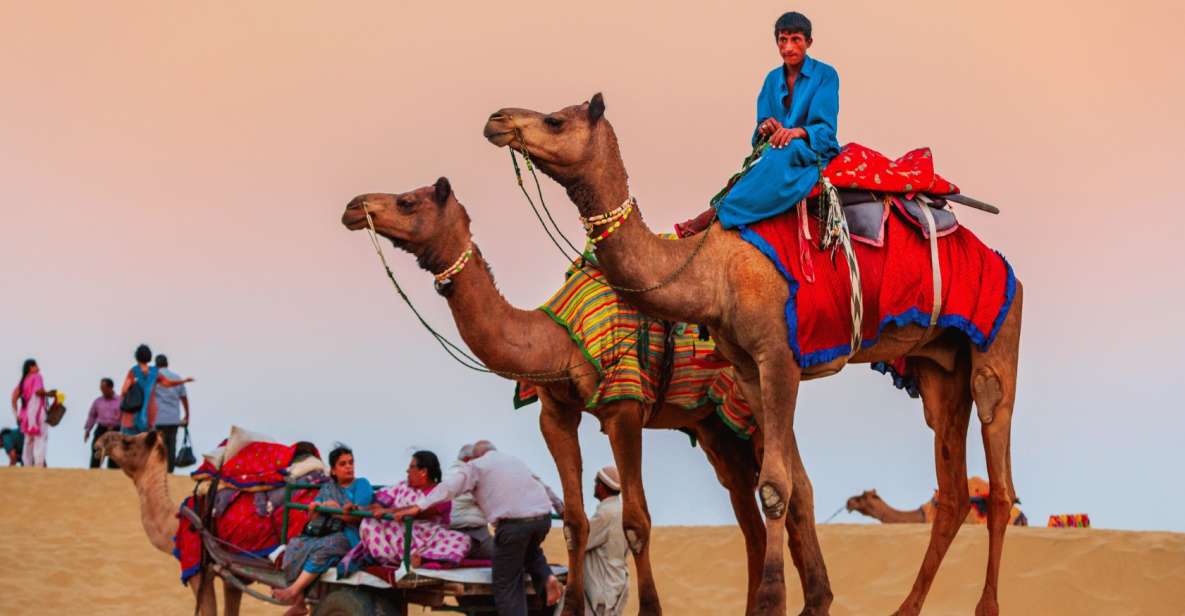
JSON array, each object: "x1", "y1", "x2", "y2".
[
  {"x1": 271, "y1": 586, "x2": 302, "y2": 605},
  {"x1": 281, "y1": 604, "x2": 309, "y2": 616},
  {"x1": 545, "y1": 575, "x2": 564, "y2": 605},
  {"x1": 409, "y1": 551, "x2": 423, "y2": 568}
]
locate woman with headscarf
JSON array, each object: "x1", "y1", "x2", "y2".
[
  {"x1": 10, "y1": 359, "x2": 50, "y2": 466},
  {"x1": 356, "y1": 450, "x2": 471, "y2": 568}
]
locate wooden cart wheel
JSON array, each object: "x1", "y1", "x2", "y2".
[{"x1": 313, "y1": 587, "x2": 403, "y2": 616}]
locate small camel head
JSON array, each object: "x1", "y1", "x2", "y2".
[
  {"x1": 342, "y1": 178, "x2": 473, "y2": 282},
  {"x1": 483, "y1": 93, "x2": 611, "y2": 183},
  {"x1": 845, "y1": 489, "x2": 882, "y2": 514},
  {"x1": 96, "y1": 430, "x2": 166, "y2": 479}
]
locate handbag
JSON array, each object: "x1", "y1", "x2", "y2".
[
  {"x1": 120, "y1": 381, "x2": 144, "y2": 413},
  {"x1": 174, "y1": 427, "x2": 197, "y2": 468},
  {"x1": 45, "y1": 390, "x2": 67, "y2": 427}
]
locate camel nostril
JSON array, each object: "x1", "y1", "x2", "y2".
[
  {"x1": 346, "y1": 196, "x2": 365, "y2": 210},
  {"x1": 488, "y1": 112, "x2": 507, "y2": 121}
]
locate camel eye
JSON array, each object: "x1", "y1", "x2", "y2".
[
  {"x1": 396, "y1": 198, "x2": 416, "y2": 212},
  {"x1": 543, "y1": 116, "x2": 564, "y2": 129}
]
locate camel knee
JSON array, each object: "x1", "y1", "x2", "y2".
[
  {"x1": 563, "y1": 518, "x2": 589, "y2": 554},
  {"x1": 972, "y1": 368, "x2": 1003, "y2": 424},
  {"x1": 759, "y1": 482, "x2": 787, "y2": 519}
]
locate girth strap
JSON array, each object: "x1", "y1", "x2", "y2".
[{"x1": 915, "y1": 194, "x2": 944, "y2": 338}]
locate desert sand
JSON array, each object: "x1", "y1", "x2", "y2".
[{"x1": 1, "y1": 468, "x2": 1182, "y2": 615}]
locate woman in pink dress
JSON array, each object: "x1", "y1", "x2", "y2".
[
  {"x1": 10, "y1": 359, "x2": 50, "y2": 467},
  {"x1": 359, "y1": 450, "x2": 471, "y2": 567}
]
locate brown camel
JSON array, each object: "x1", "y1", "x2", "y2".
[
  {"x1": 96, "y1": 430, "x2": 239, "y2": 616},
  {"x1": 483, "y1": 94, "x2": 1024, "y2": 616},
  {"x1": 846, "y1": 478, "x2": 1028, "y2": 526},
  {"x1": 342, "y1": 178, "x2": 768, "y2": 616}
]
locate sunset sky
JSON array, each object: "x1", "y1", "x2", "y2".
[{"x1": 2, "y1": 1, "x2": 1182, "y2": 531}]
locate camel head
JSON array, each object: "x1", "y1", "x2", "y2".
[
  {"x1": 96, "y1": 430, "x2": 167, "y2": 479},
  {"x1": 483, "y1": 93, "x2": 623, "y2": 191},
  {"x1": 845, "y1": 489, "x2": 883, "y2": 515},
  {"x1": 342, "y1": 178, "x2": 474, "y2": 286}
]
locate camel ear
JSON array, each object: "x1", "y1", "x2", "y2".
[
  {"x1": 433, "y1": 177, "x2": 452, "y2": 206},
  {"x1": 588, "y1": 92, "x2": 606, "y2": 124},
  {"x1": 145, "y1": 430, "x2": 158, "y2": 447}
]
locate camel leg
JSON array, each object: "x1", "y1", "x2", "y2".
[
  {"x1": 971, "y1": 282, "x2": 1023, "y2": 616},
  {"x1": 747, "y1": 345, "x2": 801, "y2": 616},
  {"x1": 188, "y1": 572, "x2": 218, "y2": 616},
  {"x1": 537, "y1": 395, "x2": 588, "y2": 616},
  {"x1": 223, "y1": 583, "x2": 242, "y2": 616},
  {"x1": 894, "y1": 355, "x2": 973, "y2": 616},
  {"x1": 690, "y1": 414, "x2": 764, "y2": 616},
  {"x1": 783, "y1": 443, "x2": 832, "y2": 615},
  {"x1": 601, "y1": 401, "x2": 661, "y2": 615}
]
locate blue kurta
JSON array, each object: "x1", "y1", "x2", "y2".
[{"x1": 716, "y1": 56, "x2": 840, "y2": 228}]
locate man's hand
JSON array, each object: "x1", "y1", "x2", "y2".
[
  {"x1": 320, "y1": 499, "x2": 340, "y2": 510},
  {"x1": 83, "y1": 431, "x2": 90, "y2": 442},
  {"x1": 769, "y1": 126, "x2": 806, "y2": 149},
  {"x1": 758, "y1": 117, "x2": 783, "y2": 138}
]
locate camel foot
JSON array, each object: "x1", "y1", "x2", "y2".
[
  {"x1": 546, "y1": 576, "x2": 564, "y2": 606},
  {"x1": 974, "y1": 595, "x2": 1000, "y2": 616},
  {"x1": 754, "y1": 566, "x2": 787, "y2": 615}
]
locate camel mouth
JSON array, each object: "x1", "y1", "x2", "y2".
[
  {"x1": 483, "y1": 127, "x2": 515, "y2": 148},
  {"x1": 341, "y1": 208, "x2": 370, "y2": 231}
]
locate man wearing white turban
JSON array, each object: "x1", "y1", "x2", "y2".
[{"x1": 584, "y1": 465, "x2": 629, "y2": 615}]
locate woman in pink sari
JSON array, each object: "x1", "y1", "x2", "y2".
[
  {"x1": 10, "y1": 359, "x2": 50, "y2": 467},
  {"x1": 358, "y1": 450, "x2": 471, "y2": 568}
]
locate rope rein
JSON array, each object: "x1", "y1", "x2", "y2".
[{"x1": 507, "y1": 128, "x2": 715, "y2": 295}]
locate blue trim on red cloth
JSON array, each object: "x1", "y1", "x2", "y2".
[
  {"x1": 986, "y1": 252, "x2": 1017, "y2": 352},
  {"x1": 871, "y1": 361, "x2": 921, "y2": 398},
  {"x1": 738, "y1": 225, "x2": 803, "y2": 362}
]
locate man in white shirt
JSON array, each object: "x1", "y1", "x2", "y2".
[
  {"x1": 584, "y1": 466, "x2": 629, "y2": 615},
  {"x1": 399, "y1": 440, "x2": 564, "y2": 615},
  {"x1": 449, "y1": 443, "x2": 494, "y2": 560}
]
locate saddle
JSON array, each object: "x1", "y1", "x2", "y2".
[{"x1": 836, "y1": 190, "x2": 958, "y2": 247}]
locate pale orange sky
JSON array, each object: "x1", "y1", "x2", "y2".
[{"x1": 2, "y1": 1, "x2": 1183, "y2": 530}]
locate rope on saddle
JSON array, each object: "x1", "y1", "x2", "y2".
[
  {"x1": 192, "y1": 476, "x2": 220, "y2": 616},
  {"x1": 915, "y1": 194, "x2": 944, "y2": 339},
  {"x1": 817, "y1": 174, "x2": 864, "y2": 358},
  {"x1": 649, "y1": 320, "x2": 678, "y2": 420}
]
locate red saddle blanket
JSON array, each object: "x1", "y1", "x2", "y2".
[
  {"x1": 739, "y1": 205, "x2": 1015, "y2": 369},
  {"x1": 810, "y1": 143, "x2": 960, "y2": 197}
]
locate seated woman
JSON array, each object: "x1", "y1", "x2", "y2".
[
  {"x1": 358, "y1": 450, "x2": 471, "y2": 568},
  {"x1": 274, "y1": 444, "x2": 372, "y2": 612}
]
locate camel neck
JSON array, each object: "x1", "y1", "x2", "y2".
[
  {"x1": 561, "y1": 148, "x2": 715, "y2": 325},
  {"x1": 133, "y1": 455, "x2": 180, "y2": 554},
  {"x1": 440, "y1": 246, "x2": 572, "y2": 380},
  {"x1": 864, "y1": 499, "x2": 927, "y2": 524}
]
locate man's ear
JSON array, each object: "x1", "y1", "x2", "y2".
[
  {"x1": 433, "y1": 177, "x2": 452, "y2": 206},
  {"x1": 588, "y1": 92, "x2": 606, "y2": 124}
]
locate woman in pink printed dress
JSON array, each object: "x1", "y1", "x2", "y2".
[{"x1": 360, "y1": 450, "x2": 471, "y2": 567}]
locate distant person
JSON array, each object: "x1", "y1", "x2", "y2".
[
  {"x1": 584, "y1": 466, "x2": 629, "y2": 616},
  {"x1": 152, "y1": 354, "x2": 190, "y2": 472},
  {"x1": 83, "y1": 378, "x2": 121, "y2": 469},
  {"x1": 449, "y1": 443, "x2": 494, "y2": 560},
  {"x1": 118, "y1": 344, "x2": 192, "y2": 435},
  {"x1": 398, "y1": 440, "x2": 564, "y2": 615},
  {"x1": 1, "y1": 427, "x2": 23, "y2": 466},
  {"x1": 10, "y1": 359, "x2": 51, "y2": 467}
]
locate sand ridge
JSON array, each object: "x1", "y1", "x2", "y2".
[{"x1": 1, "y1": 468, "x2": 1182, "y2": 615}]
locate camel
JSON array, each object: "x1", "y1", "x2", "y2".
[
  {"x1": 342, "y1": 178, "x2": 767, "y2": 615},
  {"x1": 846, "y1": 478, "x2": 1028, "y2": 526},
  {"x1": 96, "y1": 430, "x2": 239, "y2": 616},
  {"x1": 483, "y1": 94, "x2": 1024, "y2": 616}
]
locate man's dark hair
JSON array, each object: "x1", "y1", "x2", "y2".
[
  {"x1": 328, "y1": 443, "x2": 353, "y2": 468},
  {"x1": 411, "y1": 450, "x2": 443, "y2": 484},
  {"x1": 154, "y1": 354, "x2": 169, "y2": 368},
  {"x1": 134, "y1": 344, "x2": 152, "y2": 364},
  {"x1": 293, "y1": 441, "x2": 320, "y2": 461},
  {"x1": 101, "y1": 377, "x2": 114, "y2": 388},
  {"x1": 774, "y1": 11, "x2": 812, "y2": 40}
]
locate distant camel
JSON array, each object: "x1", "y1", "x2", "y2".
[{"x1": 846, "y1": 477, "x2": 1027, "y2": 526}]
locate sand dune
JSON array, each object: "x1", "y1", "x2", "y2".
[{"x1": 1, "y1": 468, "x2": 1181, "y2": 615}]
